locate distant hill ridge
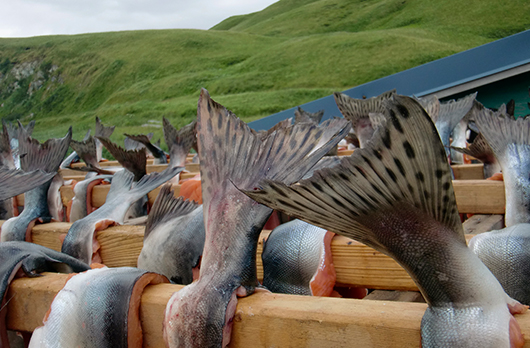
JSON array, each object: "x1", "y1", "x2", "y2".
[{"x1": 0, "y1": 0, "x2": 528, "y2": 145}]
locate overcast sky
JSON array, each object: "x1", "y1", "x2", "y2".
[{"x1": 0, "y1": 0, "x2": 279, "y2": 38}]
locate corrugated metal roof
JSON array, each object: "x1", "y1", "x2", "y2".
[{"x1": 249, "y1": 29, "x2": 530, "y2": 130}]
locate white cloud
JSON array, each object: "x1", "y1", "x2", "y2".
[{"x1": 0, "y1": 0, "x2": 278, "y2": 38}]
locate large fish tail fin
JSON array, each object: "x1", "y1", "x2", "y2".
[
  {"x1": 70, "y1": 136, "x2": 98, "y2": 168},
  {"x1": 96, "y1": 137, "x2": 147, "y2": 181},
  {"x1": 450, "y1": 132, "x2": 497, "y2": 165},
  {"x1": 0, "y1": 168, "x2": 55, "y2": 201},
  {"x1": 144, "y1": 184, "x2": 199, "y2": 239},
  {"x1": 252, "y1": 118, "x2": 293, "y2": 141},
  {"x1": 19, "y1": 127, "x2": 72, "y2": 173},
  {"x1": 124, "y1": 133, "x2": 166, "y2": 163},
  {"x1": 242, "y1": 95, "x2": 463, "y2": 251},
  {"x1": 415, "y1": 95, "x2": 440, "y2": 123},
  {"x1": 0, "y1": 123, "x2": 14, "y2": 169},
  {"x1": 106, "y1": 169, "x2": 135, "y2": 197},
  {"x1": 437, "y1": 92, "x2": 476, "y2": 132},
  {"x1": 163, "y1": 118, "x2": 197, "y2": 167},
  {"x1": 197, "y1": 88, "x2": 350, "y2": 208}
]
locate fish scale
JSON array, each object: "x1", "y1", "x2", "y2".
[{"x1": 242, "y1": 95, "x2": 526, "y2": 347}]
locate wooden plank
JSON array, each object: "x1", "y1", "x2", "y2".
[
  {"x1": 5, "y1": 273, "x2": 530, "y2": 348},
  {"x1": 60, "y1": 171, "x2": 198, "y2": 182},
  {"x1": 20, "y1": 222, "x2": 478, "y2": 291},
  {"x1": 337, "y1": 149, "x2": 354, "y2": 156},
  {"x1": 451, "y1": 163, "x2": 484, "y2": 180},
  {"x1": 463, "y1": 214, "x2": 504, "y2": 234},
  {"x1": 453, "y1": 180, "x2": 505, "y2": 214},
  {"x1": 69, "y1": 161, "x2": 198, "y2": 172}
]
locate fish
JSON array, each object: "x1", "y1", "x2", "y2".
[
  {"x1": 69, "y1": 135, "x2": 115, "y2": 179},
  {"x1": 67, "y1": 174, "x2": 113, "y2": 223},
  {"x1": 61, "y1": 166, "x2": 182, "y2": 264},
  {"x1": 163, "y1": 89, "x2": 350, "y2": 348},
  {"x1": 474, "y1": 109, "x2": 530, "y2": 227},
  {"x1": 137, "y1": 184, "x2": 205, "y2": 285},
  {"x1": 334, "y1": 89, "x2": 396, "y2": 148},
  {"x1": 0, "y1": 241, "x2": 90, "y2": 348},
  {"x1": 60, "y1": 129, "x2": 90, "y2": 169},
  {"x1": 3, "y1": 120, "x2": 35, "y2": 169},
  {"x1": 294, "y1": 106, "x2": 324, "y2": 125},
  {"x1": 47, "y1": 173, "x2": 65, "y2": 222},
  {"x1": 451, "y1": 132, "x2": 500, "y2": 178},
  {"x1": 434, "y1": 92, "x2": 477, "y2": 161},
  {"x1": 94, "y1": 117, "x2": 115, "y2": 162},
  {"x1": 0, "y1": 168, "x2": 55, "y2": 202},
  {"x1": 252, "y1": 118, "x2": 292, "y2": 141},
  {"x1": 29, "y1": 267, "x2": 168, "y2": 348},
  {"x1": 261, "y1": 219, "x2": 336, "y2": 296},
  {"x1": 1, "y1": 129, "x2": 72, "y2": 242},
  {"x1": 124, "y1": 133, "x2": 167, "y2": 164},
  {"x1": 241, "y1": 95, "x2": 527, "y2": 347},
  {"x1": 451, "y1": 100, "x2": 481, "y2": 164},
  {"x1": 124, "y1": 132, "x2": 153, "y2": 151},
  {"x1": 0, "y1": 124, "x2": 17, "y2": 220},
  {"x1": 96, "y1": 136, "x2": 149, "y2": 219},
  {"x1": 163, "y1": 118, "x2": 197, "y2": 168}
]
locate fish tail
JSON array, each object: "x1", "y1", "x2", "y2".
[
  {"x1": 94, "y1": 117, "x2": 115, "y2": 138},
  {"x1": 0, "y1": 123, "x2": 14, "y2": 169},
  {"x1": 70, "y1": 136, "x2": 98, "y2": 168},
  {"x1": 163, "y1": 118, "x2": 197, "y2": 167},
  {"x1": 96, "y1": 137, "x2": 147, "y2": 181},
  {"x1": 18, "y1": 127, "x2": 72, "y2": 173},
  {"x1": 294, "y1": 106, "x2": 323, "y2": 124}
]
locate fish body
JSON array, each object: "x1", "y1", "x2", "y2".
[
  {"x1": 29, "y1": 267, "x2": 167, "y2": 348},
  {"x1": 469, "y1": 224, "x2": 530, "y2": 305},
  {"x1": 0, "y1": 241, "x2": 90, "y2": 348},
  {"x1": 138, "y1": 184, "x2": 204, "y2": 285},
  {"x1": 262, "y1": 219, "x2": 336, "y2": 296},
  {"x1": 62, "y1": 167, "x2": 182, "y2": 264},
  {"x1": 47, "y1": 173, "x2": 65, "y2": 222},
  {"x1": 242, "y1": 95, "x2": 525, "y2": 347},
  {"x1": 1, "y1": 129, "x2": 72, "y2": 242},
  {"x1": 68, "y1": 175, "x2": 113, "y2": 222},
  {"x1": 163, "y1": 89, "x2": 350, "y2": 347}
]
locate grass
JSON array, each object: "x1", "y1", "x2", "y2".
[{"x1": 0, "y1": 0, "x2": 528, "y2": 144}]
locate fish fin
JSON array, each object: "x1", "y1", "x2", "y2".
[
  {"x1": 18, "y1": 127, "x2": 72, "y2": 173},
  {"x1": 295, "y1": 106, "x2": 324, "y2": 124},
  {"x1": 415, "y1": 95, "x2": 440, "y2": 123},
  {"x1": 96, "y1": 137, "x2": 147, "y2": 181},
  {"x1": 0, "y1": 168, "x2": 55, "y2": 201},
  {"x1": 163, "y1": 118, "x2": 197, "y2": 166},
  {"x1": 0, "y1": 123, "x2": 14, "y2": 168},
  {"x1": 144, "y1": 183, "x2": 199, "y2": 239},
  {"x1": 94, "y1": 117, "x2": 115, "y2": 138},
  {"x1": 70, "y1": 136, "x2": 98, "y2": 168},
  {"x1": 106, "y1": 169, "x2": 135, "y2": 197},
  {"x1": 124, "y1": 133, "x2": 165, "y2": 159},
  {"x1": 82, "y1": 129, "x2": 91, "y2": 141},
  {"x1": 24, "y1": 120, "x2": 35, "y2": 136},
  {"x1": 437, "y1": 92, "x2": 477, "y2": 130},
  {"x1": 197, "y1": 88, "x2": 350, "y2": 209},
  {"x1": 128, "y1": 166, "x2": 183, "y2": 199},
  {"x1": 333, "y1": 89, "x2": 396, "y2": 126},
  {"x1": 368, "y1": 112, "x2": 387, "y2": 130},
  {"x1": 450, "y1": 133, "x2": 496, "y2": 164},
  {"x1": 242, "y1": 95, "x2": 464, "y2": 249},
  {"x1": 302, "y1": 156, "x2": 342, "y2": 180},
  {"x1": 475, "y1": 107, "x2": 530, "y2": 158}
]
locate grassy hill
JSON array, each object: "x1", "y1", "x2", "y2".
[{"x1": 0, "y1": 0, "x2": 528, "y2": 148}]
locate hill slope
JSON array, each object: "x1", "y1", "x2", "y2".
[{"x1": 0, "y1": 0, "x2": 528, "y2": 145}]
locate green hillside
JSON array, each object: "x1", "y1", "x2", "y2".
[{"x1": 0, "y1": 0, "x2": 528, "y2": 147}]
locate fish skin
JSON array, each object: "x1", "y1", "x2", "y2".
[
  {"x1": 163, "y1": 118, "x2": 197, "y2": 168},
  {"x1": 252, "y1": 118, "x2": 293, "y2": 141},
  {"x1": 68, "y1": 175, "x2": 113, "y2": 222},
  {"x1": 469, "y1": 224, "x2": 530, "y2": 305},
  {"x1": 61, "y1": 166, "x2": 182, "y2": 264},
  {"x1": 124, "y1": 133, "x2": 168, "y2": 164},
  {"x1": 47, "y1": 173, "x2": 65, "y2": 222},
  {"x1": 334, "y1": 89, "x2": 396, "y2": 148},
  {"x1": 262, "y1": 219, "x2": 331, "y2": 295},
  {"x1": 1, "y1": 129, "x2": 72, "y2": 242},
  {"x1": 475, "y1": 109, "x2": 530, "y2": 227},
  {"x1": 0, "y1": 169, "x2": 55, "y2": 203},
  {"x1": 28, "y1": 267, "x2": 168, "y2": 348},
  {"x1": 137, "y1": 184, "x2": 204, "y2": 285},
  {"x1": 4, "y1": 120, "x2": 35, "y2": 170},
  {"x1": 241, "y1": 95, "x2": 525, "y2": 347},
  {"x1": 163, "y1": 89, "x2": 350, "y2": 348},
  {"x1": 0, "y1": 125, "x2": 17, "y2": 220},
  {"x1": 0, "y1": 241, "x2": 90, "y2": 348}
]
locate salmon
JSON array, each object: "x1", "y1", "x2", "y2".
[
  {"x1": 450, "y1": 100, "x2": 480, "y2": 164},
  {"x1": 1, "y1": 129, "x2": 72, "y2": 242},
  {"x1": 28, "y1": 267, "x2": 167, "y2": 348},
  {"x1": 3, "y1": 120, "x2": 35, "y2": 170},
  {"x1": 47, "y1": 173, "x2": 65, "y2": 222},
  {"x1": 69, "y1": 135, "x2": 115, "y2": 178},
  {"x1": 451, "y1": 132, "x2": 500, "y2": 178},
  {"x1": 242, "y1": 95, "x2": 527, "y2": 347},
  {"x1": 262, "y1": 219, "x2": 336, "y2": 296},
  {"x1": 125, "y1": 133, "x2": 168, "y2": 164},
  {"x1": 334, "y1": 89, "x2": 396, "y2": 148},
  {"x1": 0, "y1": 241, "x2": 90, "y2": 348},
  {"x1": 124, "y1": 132, "x2": 153, "y2": 151},
  {"x1": 469, "y1": 107, "x2": 530, "y2": 306},
  {"x1": 68, "y1": 175, "x2": 113, "y2": 222},
  {"x1": 137, "y1": 184, "x2": 204, "y2": 285},
  {"x1": 0, "y1": 124, "x2": 17, "y2": 220},
  {"x1": 163, "y1": 118, "x2": 197, "y2": 167},
  {"x1": 163, "y1": 89, "x2": 350, "y2": 348},
  {"x1": 294, "y1": 106, "x2": 324, "y2": 125},
  {"x1": 61, "y1": 166, "x2": 182, "y2": 264}
]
